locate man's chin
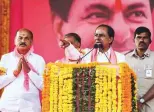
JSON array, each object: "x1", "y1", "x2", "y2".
[
  {"x1": 18, "y1": 46, "x2": 26, "y2": 49},
  {"x1": 138, "y1": 47, "x2": 147, "y2": 51},
  {"x1": 17, "y1": 47, "x2": 30, "y2": 51}
]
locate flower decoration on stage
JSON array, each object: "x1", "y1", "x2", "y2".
[{"x1": 42, "y1": 62, "x2": 137, "y2": 112}]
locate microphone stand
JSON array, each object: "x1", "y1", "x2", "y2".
[
  {"x1": 77, "y1": 43, "x2": 100, "y2": 63},
  {"x1": 77, "y1": 43, "x2": 111, "y2": 63},
  {"x1": 101, "y1": 48, "x2": 111, "y2": 63},
  {"x1": 95, "y1": 43, "x2": 111, "y2": 63},
  {"x1": 77, "y1": 48, "x2": 95, "y2": 64}
]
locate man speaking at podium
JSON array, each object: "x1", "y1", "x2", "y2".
[{"x1": 59, "y1": 24, "x2": 125, "y2": 64}]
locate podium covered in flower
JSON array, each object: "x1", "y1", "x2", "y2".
[{"x1": 42, "y1": 63, "x2": 137, "y2": 112}]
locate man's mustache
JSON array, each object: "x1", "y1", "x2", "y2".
[
  {"x1": 95, "y1": 41, "x2": 102, "y2": 44},
  {"x1": 20, "y1": 42, "x2": 27, "y2": 46},
  {"x1": 139, "y1": 42, "x2": 146, "y2": 45}
]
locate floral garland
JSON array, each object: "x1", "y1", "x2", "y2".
[
  {"x1": 117, "y1": 75, "x2": 122, "y2": 112},
  {"x1": 0, "y1": 67, "x2": 6, "y2": 97},
  {"x1": 42, "y1": 62, "x2": 137, "y2": 112},
  {"x1": 118, "y1": 63, "x2": 137, "y2": 112},
  {"x1": 95, "y1": 65, "x2": 117, "y2": 112},
  {"x1": 72, "y1": 67, "x2": 96, "y2": 112},
  {"x1": 42, "y1": 64, "x2": 51, "y2": 112},
  {"x1": 0, "y1": 67, "x2": 6, "y2": 75}
]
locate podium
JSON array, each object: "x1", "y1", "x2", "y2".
[{"x1": 42, "y1": 62, "x2": 137, "y2": 112}]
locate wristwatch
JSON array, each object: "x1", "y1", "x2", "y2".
[{"x1": 139, "y1": 98, "x2": 145, "y2": 103}]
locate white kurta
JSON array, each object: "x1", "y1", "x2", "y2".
[{"x1": 0, "y1": 51, "x2": 45, "y2": 112}]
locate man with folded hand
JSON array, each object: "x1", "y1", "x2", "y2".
[{"x1": 0, "y1": 28, "x2": 45, "y2": 112}]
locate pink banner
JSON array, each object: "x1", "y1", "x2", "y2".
[{"x1": 10, "y1": 0, "x2": 154, "y2": 62}]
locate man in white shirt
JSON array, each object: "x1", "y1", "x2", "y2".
[
  {"x1": 60, "y1": 24, "x2": 125, "y2": 64},
  {"x1": 0, "y1": 28, "x2": 45, "y2": 112}
]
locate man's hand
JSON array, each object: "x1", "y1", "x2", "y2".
[
  {"x1": 59, "y1": 39, "x2": 70, "y2": 48},
  {"x1": 21, "y1": 55, "x2": 31, "y2": 73},
  {"x1": 13, "y1": 58, "x2": 22, "y2": 77},
  {"x1": 137, "y1": 101, "x2": 143, "y2": 111},
  {"x1": 17, "y1": 58, "x2": 22, "y2": 71}
]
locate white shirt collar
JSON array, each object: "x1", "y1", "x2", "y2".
[{"x1": 97, "y1": 48, "x2": 111, "y2": 57}]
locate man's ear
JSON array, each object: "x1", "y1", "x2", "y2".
[
  {"x1": 75, "y1": 42, "x2": 81, "y2": 49},
  {"x1": 52, "y1": 15, "x2": 64, "y2": 40},
  {"x1": 14, "y1": 36, "x2": 17, "y2": 46},
  {"x1": 109, "y1": 37, "x2": 114, "y2": 44}
]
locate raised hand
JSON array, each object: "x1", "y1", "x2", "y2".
[{"x1": 59, "y1": 39, "x2": 70, "y2": 48}]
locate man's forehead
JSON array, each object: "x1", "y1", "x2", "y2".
[
  {"x1": 64, "y1": 35, "x2": 74, "y2": 39},
  {"x1": 64, "y1": 36, "x2": 74, "y2": 40},
  {"x1": 16, "y1": 30, "x2": 30, "y2": 36},
  {"x1": 96, "y1": 27, "x2": 108, "y2": 33},
  {"x1": 73, "y1": 0, "x2": 150, "y2": 11},
  {"x1": 136, "y1": 32, "x2": 149, "y2": 37}
]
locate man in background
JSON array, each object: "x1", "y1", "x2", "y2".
[
  {"x1": 126, "y1": 26, "x2": 154, "y2": 112},
  {"x1": 49, "y1": 0, "x2": 154, "y2": 53},
  {"x1": 56, "y1": 33, "x2": 85, "y2": 63},
  {"x1": 0, "y1": 28, "x2": 45, "y2": 112}
]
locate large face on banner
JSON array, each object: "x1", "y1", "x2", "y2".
[{"x1": 53, "y1": 0, "x2": 153, "y2": 52}]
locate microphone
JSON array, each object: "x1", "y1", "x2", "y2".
[
  {"x1": 94, "y1": 43, "x2": 103, "y2": 49},
  {"x1": 81, "y1": 43, "x2": 102, "y2": 59},
  {"x1": 77, "y1": 43, "x2": 110, "y2": 63}
]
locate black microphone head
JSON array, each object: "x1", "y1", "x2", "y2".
[
  {"x1": 94, "y1": 43, "x2": 103, "y2": 49},
  {"x1": 94, "y1": 43, "x2": 98, "y2": 48}
]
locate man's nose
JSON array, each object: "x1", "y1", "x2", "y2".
[
  {"x1": 109, "y1": 12, "x2": 131, "y2": 44},
  {"x1": 94, "y1": 35, "x2": 99, "y2": 40},
  {"x1": 94, "y1": 36, "x2": 101, "y2": 42},
  {"x1": 139, "y1": 37, "x2": 144, "y2": 42},
  {"x1": 21, "y1": 38, "x2": 25, "y2": 42}
]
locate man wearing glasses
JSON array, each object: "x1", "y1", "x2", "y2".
[{"x1": 60, "y1": 24, "x2": 125, "y2": 63}]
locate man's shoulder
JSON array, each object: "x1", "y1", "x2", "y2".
[
  {"x1": 149, "y1": 50, "x2": 154, "y2": 54},
  {"x1": 114, "y1": 51, "x2": 126, "y2": 62},
  {"x1": 115, "y1": 51, "x2": 125, "y2": 57},
  {"x1": 1, "y1": 52, "x2": 13, "y2": 58},
  {"x1": 31, "y1": 53, "x2": 45, "y2": 61},
  {"x1": 124, "y1": 50, "x2": 134, "y2": 56},
  {"x1": 0, "y1": 52, "x2": 14, "y2": 64},
  {"x1": 124, "y1": 49, "x2": 154, "y2": 56},
  {"x1": 148, "y1": 50, "x2": 154, "y2": 56}
]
